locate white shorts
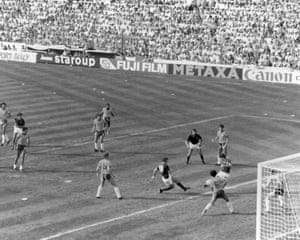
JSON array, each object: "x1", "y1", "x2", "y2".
[
  {"x1": 13, "y1": 126, "x2": 23, "y2": 135},
  {"x1": 188, "y1": 143, "x2": 201, "y2": 150},
  {"x1": 162, "y1": 176, "x2": 173, "y2": 186}
]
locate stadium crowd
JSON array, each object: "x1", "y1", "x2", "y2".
[{"x1": 0, "y1": 0, "x2": 300, "y2": 68}]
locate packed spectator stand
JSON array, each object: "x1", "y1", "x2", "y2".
[{"x1": 0, "y1": 0, "x2": 300, "y2": 68}]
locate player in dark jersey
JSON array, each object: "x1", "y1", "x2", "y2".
[
  {"x1": 152, "y1": 157, "x2": 190, "y2": 193},
  {"x1": 185, "y1": 129, "x2": 205, "y2": 165},
  {"x1": 11, "y1": 112, "x2": 25, "y2": 150}
]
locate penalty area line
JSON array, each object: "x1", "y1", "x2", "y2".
[{"x1": 40, "y1": 179, "x2": 256, "y2": 240}]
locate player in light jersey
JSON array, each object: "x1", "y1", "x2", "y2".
[
  {"x1": 11, "y1": 112, "x2": 25, "y2": 150},
  {"x1": 212, "y1": 124, "x2": 229, "y2": 165},
  {"x1": 201, "y1": 169, "x2": 234, "y2": 216},
  {"x1": 263, "y1": 170, "x2": 284, "y2": 212},
  {"x1": 91, "y1": 113, "x2": 105, "y2": 152},
  {"x1": 185, "y1": 129, "x2": 205, "y2": 165},
  {"x1": 216, "y1": 154, "x2": 232, "y2": 182},
  {"x1": 101, "y1": 103, "x2": 114, "y2": 135},
  {"x1": 0, "y1": 102, "x2": 11, "y2": 146},
  {"x1": 13, "y1": 127, "x2": 30, "y2": 171},
  {"x1": 152, "y1": 157, "x2": 190, "y2": 193},
  {"x1": 96, "y1": 153, "x2": 123, "y2": 200}
]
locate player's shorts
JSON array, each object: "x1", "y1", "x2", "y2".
[
  {"x1": 100, "y1": 173, "x2": 117, "y2": 186},
  {"x1": 188, "y1": 143, "x2": 201, "y2": 150},
  {"x1": 13, "y1": 126, "x2": 23, "y2": 135},
  {"x1": 275, "y1": 188, "x2": 284, "y2": 196},
  {"x1": 218, "y1": 143, "x2": 227, "y2": 148},
  {"x1": 103, "y1": 173, "x2": 112, "y2": 181},
  {"x1": 162, "y1": 176, "x2": 174, "y2": 186},
  {"x1": 212, "y1": 190, "x2": 229, "y2": 202},
  {"x1": 95, "y1": 130, "x2": 105, "y2": 138},
  {"x1": 17, "y1": 144, "x2": 26, "y2": 152}
]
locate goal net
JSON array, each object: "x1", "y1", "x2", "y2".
[{"x1": 257, "y1": 153, "x2": 300, "y2": 240}]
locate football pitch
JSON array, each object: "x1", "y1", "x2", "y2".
[{"x1": 0, "y1": 62, "x2": 300, "y2": 240}]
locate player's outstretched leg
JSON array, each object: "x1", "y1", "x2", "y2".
[
  {"x1": 226, "y1": 201, "x2": 234, "y2": 213},
  {"x1": 14, "y1": 148, "x2": 21, "y2": 170},
  {"x1": 19, "y1": 149, "x2": 26, "y2": 171},
  {"x1": 99, "y1": 134, "x2": 104, "y2": 152},
  {"x1": 173, "y1": 178, "x2": 190, "y2": 191},
  {"x1": 160, "y1": 184, "x2": 174, "y2": 193},
  {"x1": 176, "y1": 182, "x2": 190, "y2": 191},
  {"x1": 186, "y1": 149, "x2": 193, "y2": 164},
  {"x1": 113, "y1": 187, "x2": 123, "y2": 200},
  {"x1": 201, "y1": 201, "x2": 213, "y2": 216},
  {"x1": 94, "y1": 132, "x2": 100, "y2": 152},
  {"x1": 199, "y1": 149, "x2": 205, "y2": 164}
]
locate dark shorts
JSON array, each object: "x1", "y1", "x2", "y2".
[
  {"x1": 212, "y1": 190, "x2": 229, "y2": 202},
  {"x1": 275, "y1": 188, "x2": 284, "y2": 196},
  {"x1": 103, "y1": 174, "x2": 112, "y2": 181},
  {"x1": 17, "y1": 144, "x2": 26, "y2": 152},
  {"x1": 95, "y1": 130, "x2": 105, "y2": 138}
]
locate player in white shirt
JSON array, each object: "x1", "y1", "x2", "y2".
[
  {"x1": 263, "y1": 170, "x2": 284, "y2": 212},
  {"x1": 101, "y1": 103, "x2": 114, "y2": 135},
  {"x1": 216, "y1": 154, "x2": 232, "y2": 183},
  {"x1": 212, "y1": 124, "x2": 229, "y2": 165},
  {"x1": 96, "y1": 153, "x2": 123, "y2": 199},
  {"x1": 13, "y1": 127, "x2": 30, "y2": 171},
  {"x1": 91, "y1": 113, "x2": 105, "y2": 152},
  {"x1": 201, "y1": 169, "x2": 234, "y2": 216},
  {"x1": 11, "y1": 112, "x2": 25, "y2": 150},
  {"x1": 0, "y1": 102, "x2": 11, "y2": 146}
]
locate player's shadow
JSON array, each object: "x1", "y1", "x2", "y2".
[
  {"x1": 228, "y1": 191, "x2": 257, "y2": 196},
  {"x1": 23, "y1": 168, "x2": 95, "y2": 174},
  {"x1": 232, "y1": 163, "x2": 257, "y2": 168},
  {"x1": 109, "y1": 150, "x2": 179, "y2": 156},
  {"x1": 208, "y1": 211, "x2": 256, "y2": 216},
  {"x1": 29, "y1": 144, "x2": 66, "y2": 148},
  {"x1": 128, "y1": 196, "x2": 182, "y2": 201},
  {"x1": 28, "y1": 152, "x2": 97, "y2": 157}
]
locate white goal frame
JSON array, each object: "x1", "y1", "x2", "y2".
[{"x1": 256, "y1": 152, "x2": 300, "y2": 240}]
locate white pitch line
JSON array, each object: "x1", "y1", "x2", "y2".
[
  {"x1": 0, "y1": 114, "x2": 234, "y2": 161},
  {"x1": 40, "y1": 179, "x2": 256, "y2": 240},
  {"x1": 239, "y1": 114, "x2": 300, "y2": 124}
]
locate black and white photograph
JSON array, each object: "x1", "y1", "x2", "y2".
[{"x1": 0, "y1": 0, "x2": 300, "y2": 239}]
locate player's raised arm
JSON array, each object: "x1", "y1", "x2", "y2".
[
  {"x1": 152, "y1": 167, "x2": 158, "y2": 179},
  {"x1": 96, "y1": 160, "x2": 101, "y2": 174}
]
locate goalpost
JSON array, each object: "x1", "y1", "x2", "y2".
[{"x1": 257, "y1": 153, "x2": 300, "y2": 240}]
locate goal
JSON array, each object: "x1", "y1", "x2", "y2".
[{"x1": 257, "y1": 153, "x2": 300, "y2": 240}]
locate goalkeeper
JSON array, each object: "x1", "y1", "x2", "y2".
[{"x1": 264, "y1": 170, "x2": 284, "y2": 212}]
